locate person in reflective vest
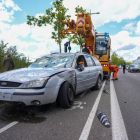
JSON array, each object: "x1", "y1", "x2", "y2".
[
  {"x1": 109, "y1": 65, "x2": 119, "y2": 80},
  {"x1": 78, "y1": 60, "x2": 84, "y2": 65}
]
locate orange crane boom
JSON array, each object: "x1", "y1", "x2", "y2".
[{"x1": 61, "y1": 12, "x2": 95, "y2": 54}]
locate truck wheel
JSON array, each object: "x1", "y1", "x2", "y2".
[
  {"x1": 58, "y1": 82, "x2": 74, "y2": 109},
  {"x1": 94, "y1": 76, "x2": 102, "y2": 90}
]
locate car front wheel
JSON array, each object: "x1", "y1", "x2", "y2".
[{"x1": 58, "y1": 82, "x2": 74, "y2": 109}]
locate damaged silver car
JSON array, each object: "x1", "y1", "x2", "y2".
[{"x1": 0, "y1": 52, "x2": 103, "y2": 109}]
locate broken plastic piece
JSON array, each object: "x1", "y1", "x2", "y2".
[
  {"x1": 96, "y1": 110, "x2": 111, "y2": 128},
  {"x1": 106, "y1": 82, "x2": 109, "y2": 85},
  {"x1": 103, "y1": 89, "x2": 109, "y2": 94}
]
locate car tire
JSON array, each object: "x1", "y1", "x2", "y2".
[
  {"x1": 91, "y1": 76, "x2": 101, "y2": 90},
  {"x1": 58, "y1": 82, "x2": 74, "y2": 109}
]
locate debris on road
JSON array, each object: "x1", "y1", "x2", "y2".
[
  {"x1": 103, "y1": 89, "x2": 110, "y2": 94},
  {"x1": 96, "y1": 110, "x2": 111, "y2": 128},
  {"x1": 106, "y1": 81, "x2": 109, "y2": 85},
  {"x1": 67, "y1": 101, "x2": 86, "y2": 110}
]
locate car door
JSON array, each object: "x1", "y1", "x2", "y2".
[
  {"x1": 75, "y1": 55, "x2": 91, "y2": 93},
  {"x1": 84, "y1": 55, "x2": 98, "y2": 87}
]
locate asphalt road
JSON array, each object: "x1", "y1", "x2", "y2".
[
  {"x1": 114, "y1": 69, "x2": 140, "y2": 140},
  {"x1": 0, "y1": 69, "x2": 139, "y2": 140}
]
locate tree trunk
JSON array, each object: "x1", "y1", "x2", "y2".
[
  {"x1": 58, "y1": 34, "x2": 61, "y2": 53},
  {"x1": 59, "y1": 42, "x2": 61, "y2": 53}
]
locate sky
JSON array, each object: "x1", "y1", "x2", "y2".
[{"x1": 0, "y1": 0, "x2": 140, "y2": 62}]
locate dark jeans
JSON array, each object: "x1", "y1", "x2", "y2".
[{"x1": 123, "y1": 68, "x2": 125, "y2": 73}]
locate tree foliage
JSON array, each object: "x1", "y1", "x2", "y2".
[
  {"x1": 27, "y1": 0, "x2": 71, "y2": 53},
  {"x1": 0, "y1": 41, "x2": 30, "y2": 73},
  {"x1": 75, "y1": 5, "x2": 86, "y2": 13},
  {"x1": 111, "y1": 52, "x2": 132, "y2": 65}
]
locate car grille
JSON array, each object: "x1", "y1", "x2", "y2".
[{"x1": 0, "y1": 81, "x2": 22, "y2": 87}]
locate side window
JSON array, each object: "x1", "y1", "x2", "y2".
[
  {"x1": 84, "y1": 55, "x2": 94, "y2": 67},
  {"x1": 92, "y1": 56, "x2": 101, "y2": 66},
  {"x1": 77, "y1": 55, "x2": 86, "y2": 67}
]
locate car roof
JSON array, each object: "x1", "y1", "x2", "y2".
[
  {"x1": 44, "y1": 52, "x2": 93, "y2": 57},
  {"x1": 34, "y1": 52, "x2": 93, "y2": 62}
]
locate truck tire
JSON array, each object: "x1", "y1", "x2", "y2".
[{"x1": 58, "y1": 82, "x2": 74, "y2": 109}]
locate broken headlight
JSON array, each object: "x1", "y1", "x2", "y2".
[{"x1": 19, "y1": 77, "x2": 50, "y2": 88}]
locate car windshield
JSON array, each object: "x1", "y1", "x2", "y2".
[{"x1": 29, "y1": 54, "x2": 75, "y2": 68}]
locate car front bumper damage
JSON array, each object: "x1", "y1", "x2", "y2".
[{"x1": 0, "y1": 86, "x2": 59, "y2": 106}]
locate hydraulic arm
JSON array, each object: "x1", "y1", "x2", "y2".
[{"x1": 61, "y1": 12, "x2": 95, "y2": 54}]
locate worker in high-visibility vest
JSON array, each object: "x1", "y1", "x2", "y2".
[
  {"x1": 109, "y1": 65, "x2": 119, "y2": 80},
  {"x1": 78, "y1": 61, "x2": 84, "y2": 65}
]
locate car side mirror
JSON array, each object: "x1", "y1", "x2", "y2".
[{"x1": 78, "y1": 64, "x2": 85, "y2": 71}]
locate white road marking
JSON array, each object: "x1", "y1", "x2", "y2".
[
  {"x1": 79, "y1": 81, "x2": 106, "y2": 140},
  {"x1": 0, "y1": 121, "x2": 18, "y2": 134},
  {"x1": 110, "y1": 75, "x2": 128, "y2": 140}
]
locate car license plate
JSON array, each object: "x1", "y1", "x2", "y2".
[{"x1": 0, "y1": 92, "x2": 11, "y2": 101}]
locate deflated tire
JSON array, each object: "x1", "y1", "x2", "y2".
[{"x1": 58, "y1": 82, "x2": 74, "y2": 109}]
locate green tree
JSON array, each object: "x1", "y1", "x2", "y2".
[
  {"x1": 126, "y1": 62, "x2": 132, "y2": 65},
  {"x1": 75, "y1": 5, "x2": 86, "y2": 13},
  {"x1": 0, "y1": 41, "x2": 8, "y2": 72},
  {"x1": 27, "y1": 0, "x2": 71, "y2": 53},
  {"x1": 0, "y1": 41, "x2": 30, "y2": 72},
  {"x1": 111, "y1": 52, "x2": 119, "y2": 65},
  {"x1": 117, "y1": 57, "x2": 125, "y2": 66},
  {"x1": 111, "y1": 52, "x2": 132, "y2": 66}
]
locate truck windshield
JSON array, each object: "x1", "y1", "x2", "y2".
[{"x1": 95, "y1": 41, "x2": 107, "y2": 55}]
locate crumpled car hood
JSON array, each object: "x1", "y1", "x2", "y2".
[{"x1": 0, "y1": 68, "x2": 68, "y2": 83}]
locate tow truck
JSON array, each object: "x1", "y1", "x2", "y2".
[{"x1": 61, "y1": 12, "x2": 111, "y2": 79}]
